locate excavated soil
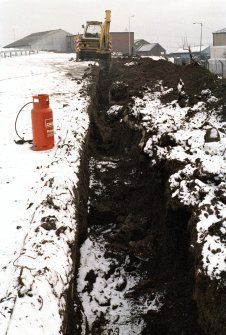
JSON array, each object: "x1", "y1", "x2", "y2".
[
  {"x1": 70, "y1": 58, "x2": 226, "y2": 335},
  {"x1": 107, "y1": 57, "x2": 226, "y2": 109}
]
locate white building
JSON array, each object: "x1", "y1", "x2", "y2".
[
  {"x1": 4, "y1": 29, "x2": 74, "y2": 53},
  {"x1": 209, "y1": 28, "x2": 226, "y2": 78}
]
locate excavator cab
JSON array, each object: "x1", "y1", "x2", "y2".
[
  {"x1": 84, "y1": 22, "x2": 102, "y2": 38},
  {"x1": 76, "y1": 10, "x2": 111, "y2": 61}
]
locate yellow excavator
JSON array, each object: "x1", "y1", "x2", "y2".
[{"x1": 76, "y1": 10, "x2": 111, "y2": 61}]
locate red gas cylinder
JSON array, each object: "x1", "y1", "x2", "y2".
[{"x1": 31, "y1": 94, "x2": 54, "y2": 151}]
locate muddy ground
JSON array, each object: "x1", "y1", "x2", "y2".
[{"x1": 70, "y1": 57, "x2": 226, "y2": 335}]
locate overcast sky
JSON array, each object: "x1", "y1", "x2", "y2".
[{"x1": 1, "y1": 0, "x2": 226, "y2": 52}]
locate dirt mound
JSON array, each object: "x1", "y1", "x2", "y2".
[{"x1": 109, "y1": 57, "x2": 224, "y2": 108}]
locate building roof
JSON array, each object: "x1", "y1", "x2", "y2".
[
  {"x1": 213, "y1": 28, "x2": 226, "y2": 34},
  {"x1": 4, "y1": 29, "x2": 72, "y2": 48},
  {"x1": 137, "y1": 43, "x2": 165, "y2": 52},
  {"x1": 173, "y1": 45, "x2": 210, "y2": 54},
  {"x1": 134, "y1": 39, "x2": 150, "y2": 50}
]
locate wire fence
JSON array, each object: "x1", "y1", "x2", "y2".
[{"x1": 208, "y1": 59, "x2": 226, "y2": 78}]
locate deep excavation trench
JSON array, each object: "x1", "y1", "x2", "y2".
[{"x1": 68, "y1": 62, "x2": 207, "y2": 335}]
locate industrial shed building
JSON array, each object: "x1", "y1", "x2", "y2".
[
  {"x1": 135, "y1": 43, "x2": 166, "y2": 57},
  {"x1": 4, "y1": 29, "x2": 74, "y2": 53}
]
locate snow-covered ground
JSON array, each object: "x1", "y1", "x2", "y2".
[
  {"x1": 1, "y1": 53, "x2": 225, "y2": 334},
  {"x1": 0, "y1": 52, "x2": 91, "y2": 334}
]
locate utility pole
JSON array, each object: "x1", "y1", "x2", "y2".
[{"x1": 129, "y1": 15, "x2": 134, "y2": 56}]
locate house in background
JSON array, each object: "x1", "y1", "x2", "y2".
[
  {"x1": 134, "y1": 39, "x2": 150, "y2": 51},
  {"x1": 4, "y1": 29, "x2": 74, "y2": 53},
  {"x1": 135, "y1": 42, "x2": 166, "y2": 57}
]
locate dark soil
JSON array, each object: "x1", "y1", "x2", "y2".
[
  {"x1": 108, "y1": 56, "x2": 226, "y2": 112},
  {"x1": 72, "y1": 57, "x2": 226, "y2": 334}
]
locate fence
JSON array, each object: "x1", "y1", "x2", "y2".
[
  {"x1": 172, "y1": 57, "x2": 226, "y2": 78},
  {"x1": 208, "y1": 59, "x2": 226, "y2": 78},
  {"x1": 0, "y1": 49, "x2": 39, "y2": 58}
]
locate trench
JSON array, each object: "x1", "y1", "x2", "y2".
[{"x1": 68, "y1": 61, "x2": 206, "y2": 335}]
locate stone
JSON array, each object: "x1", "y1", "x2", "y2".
[{"x1": 204, "y1": 128, "x2": 220, "y2": 143}]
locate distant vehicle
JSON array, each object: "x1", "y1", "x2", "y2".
[{"x1": 76, "y1": 10, "x2": 111, "y2": 61}]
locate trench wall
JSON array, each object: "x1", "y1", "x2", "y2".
[
  {"x1": 68, "y1": 59, "x2": 225, "y2": 334},
  {"x1": 64, "y1": 65, "x2": 100, "y2": 334}
]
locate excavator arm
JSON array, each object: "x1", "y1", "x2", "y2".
[{"x1": 99, "y1": 10, "x2": 111, "y2": 50}]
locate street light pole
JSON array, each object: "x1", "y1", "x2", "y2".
[
  {"x1": 193, "y1": 22, "x2": 203, "y2": 59},
  {"x1": 129, "y1": 15, "x2": 134, "y2": 56}
]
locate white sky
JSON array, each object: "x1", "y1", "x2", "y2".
[{"x1": 0, "y1": 0, "x2": 226, "y2": 52}]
